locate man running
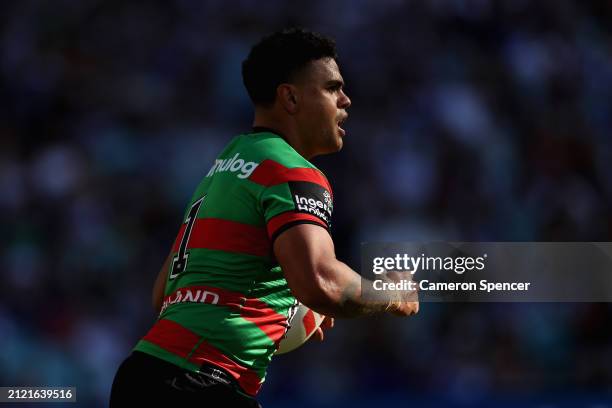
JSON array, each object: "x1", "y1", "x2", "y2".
[{"x1": 110, "y1": 28, "x2": 418, "y2": 407}]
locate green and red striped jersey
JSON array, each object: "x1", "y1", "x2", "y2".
[{"x1": 134, "y1": 128, "x2": 334, "y2": 395}]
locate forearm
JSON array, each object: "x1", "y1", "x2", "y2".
[
  {"x1": 275, "y1": 224, "x2": 416, "y2": 318},
  {"x1": 300, "y1": 259, "x2": 403, "y2": 318}
]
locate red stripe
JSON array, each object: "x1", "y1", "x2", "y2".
[
  {"x1": 266, "y1": 211, "x2": 327, "y2": 239},
  {"x1": 302, "y1": 309, "x2": 317, "y2": 337},
  {"x1": 172, "y1": 218, "x2": 270, "y2": 257},
  {"x1": 240, "y1": 298, "x2": 289, "y2": 346},
  {"x1": 143, "y1": 319, "x2": 201, "y2": 359},
  {"x1": 143, "y1": 319, "x2": 263, "y2": 395},
  {"x1": 171, "y1": 224, "x2": 187, "y2": 253},
  {"x1": 249, "y1": 159, "x2": 332, "y2": 195}
]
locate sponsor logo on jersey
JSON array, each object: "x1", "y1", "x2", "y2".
[
  {"x1": 206, "y1": 153, "x2": 258, "y2": 179},
  {"x1": 160, "y1": 288, "x2": 220, "y2": 314},
  {"x1": 289, "y1": 181, "x2": 333, "y2": 227}
]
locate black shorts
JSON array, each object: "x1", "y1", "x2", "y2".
[{"x1": 110, "y1": 351, "x2": 261, "y2": 407}]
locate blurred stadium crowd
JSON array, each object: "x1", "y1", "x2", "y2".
[{"x1": 1, "y1": 0, "x2": 611, "y2": 406}]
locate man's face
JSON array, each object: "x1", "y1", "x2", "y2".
[{"x1": 293, "y1": 58, "x2": 351, "y2": 157}]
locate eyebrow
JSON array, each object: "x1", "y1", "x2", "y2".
[{"x1": 325, "y1": 79, "x2": 344, "y2": 89}]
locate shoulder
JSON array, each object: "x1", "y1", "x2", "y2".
[
  {"x1": 248, "y1": 132, "x2": 313, "y2": 168},
  {"x1": 245, "y1": 132, "x2": 332, "y2": 192}
]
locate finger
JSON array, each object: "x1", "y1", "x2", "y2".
[
  {"x1": 313, "y1": 327, "x2": 324, "y2": 341},
  {"x1": 321, "y1": 316, "x2": 334, "y2": 329},
  {"x1": 408, "y1": 302, "x2": 419, "y2": 315}
]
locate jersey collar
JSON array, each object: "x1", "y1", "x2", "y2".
[{"x1": 251, "y1": 126, "x2": 286, "y2": 140}]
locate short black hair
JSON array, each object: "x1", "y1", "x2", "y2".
[{"x1": 242, "y1": 28, "x2": 338, "y2": 106}]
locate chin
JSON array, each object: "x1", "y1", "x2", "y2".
[
  {"x1": 335, "y1": 138, "x2": 344, "y2": 151},
  {"x1": 327, "y1": 136, "x2": 343, "y2": 154},
  {"x1": 314, "y1": 141, "x2": 342, "y2": 158},
  {"x1": 313, "y1": 130, "x2": 343, "y2": 156}
]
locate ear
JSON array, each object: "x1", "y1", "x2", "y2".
[{"x1": 277, "y1": 84, "x2": 299, "y2": 114}]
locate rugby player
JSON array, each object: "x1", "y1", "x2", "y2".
[{"x1": 110, "y1": 28, "x2": 418, "y2": 407}]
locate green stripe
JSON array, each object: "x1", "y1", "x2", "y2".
[
  {"x1": 166, "y1": 248, "x2": 273, "y2": 294},
  {"x1": 247, "y1": 133, "x2": 317, "y2": 170},
  {"x1": 200, "y1": 176, "x2": 264, "y2": 223},
  {"x1": 260, "y1": 183, "x2": 296, "y2": 222},
  {"x1": 167, "y1": 250, "x2": 294, "y2": 314},
  {"x1": 250, "y1": 271, "x2": 295, "y2": 312}
]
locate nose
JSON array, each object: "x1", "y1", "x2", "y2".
[{"x1": 338, "y1": 89, "x2": 351, "y2": 110}]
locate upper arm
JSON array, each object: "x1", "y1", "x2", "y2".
[
  {"x1": 257, "y1": 163, "x2": 343, "y2": 311},
  {"x1": 273, "y1": 224, "x2": 344, "y2": 312}
]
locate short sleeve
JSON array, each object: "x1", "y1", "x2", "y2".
[{"x1": 256, "y1": 163, "x2": 334, "y2": 242}]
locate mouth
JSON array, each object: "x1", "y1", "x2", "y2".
[{"x1": 337, "y1": 115, "x2": 348, "y2": 136}]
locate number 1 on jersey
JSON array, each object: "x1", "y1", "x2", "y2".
[{"x1": 170, "y1": 196, "x2": 206, "y2": 280}]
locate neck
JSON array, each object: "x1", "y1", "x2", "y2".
[{"x1": 253, "y1": 111, "x2": 314, "y2": 159}]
